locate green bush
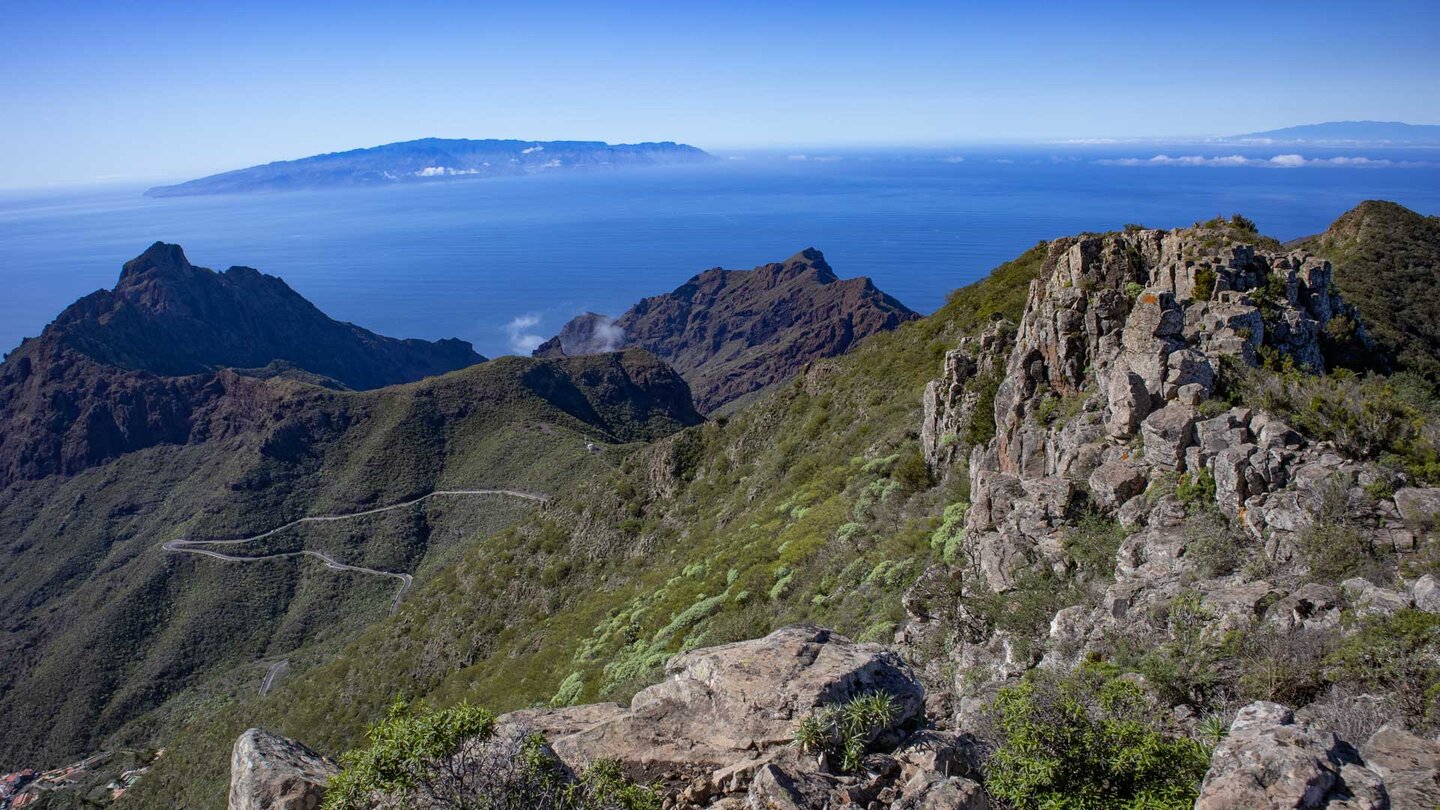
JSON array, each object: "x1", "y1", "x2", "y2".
[
  {"x1": 985, "y1": 665, "x2": 1211, "y2": 809},
  {"x1": 793, "y1": 692, "x2": 903, "y2": 772},
  {"x1": 1326, "y1": 609, "x2": 1440, "y2": 723},
  {"x1": 1063, "y1": 512, "x2": 1127, "y2": 580},
  {"x1": 892, "y1": 449, "x2": 934, "y2": 495},
  {"x1": 1175, "y1": 469, "x2": 1216, "y2": 510},
  {"x1": 324, "y1": 701, "x2": 660, "y2": 810},
  {"x1": 1296, "y1": 474, "x2": 1387, "y2": 583}
]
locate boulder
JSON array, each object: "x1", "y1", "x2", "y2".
[
  {"x1": 1394, "y1": 487, "x2": 1440, "y2": 528},
  {"x1": 228, "y1": 728, "x2": 338, "y2": 810},
  {"x1": 1410, "y1": 574, "x2": 1440, "y2": 614},
  {"x1": 541, "y1": 626, "x2": 923, "y2": 775},
  {"x1": 894, "y1": 775, "x2": 990, "y2": 809},
  {"x1": 1362, "y1": 723, "x2": 1440, "y2": 809},
  {"x1": 1089, "y1": 460, "x2": 1149, "y2": 511},
  {"x1": 1195, "y1": 702, "x2": 1387, "y2": 810},
  {"x1": 1140, "y1": 403, "x2": 1197, "y2": 470},
  {"x1": 1341, "y1": 578, "x2": 1411, "y2": 618}
]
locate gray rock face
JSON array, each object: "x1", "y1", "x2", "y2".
[
  {"x1": 543, "y1": 625, "x2": 922, "y2": 773},
  {"x1": 1140, "y1": 402, "x2": 1197, "y2": 470},
  {"x1": 1196, "y1": 702, "x2": 1387, "y2": 810},
  {"x1": 1362, "y1": 724, "x2": 1440, "y2": 809},
  {"x1": 1394, "y1": 487, "x2": 1440, "y2": 528},
  {"x1": 1088, "y1": 459, "x2": 1149, "y2": 510},
  {"x1": 228, "y1": 728, "x2": 338, "y2": 810}
]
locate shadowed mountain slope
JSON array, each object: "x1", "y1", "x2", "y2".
[{"x1": 0, "y1": 243, "x2": 484, "y2": 486}]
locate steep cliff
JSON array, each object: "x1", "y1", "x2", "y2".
[{"x1": 535, "y1": 248, "x2": 918, "y2": 412}]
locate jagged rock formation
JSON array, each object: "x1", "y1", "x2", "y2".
[
  {"x1": 918, "y1": 224, "x2": 1397, "y2": 603},
  {"x1": 228, "y1": 728, "x2": 338, "y2": 810},
  {"x1": 0, "y1": 242, "x2": 484, "y2": 486},
  {"x1": 535, "y1": 248, "x2": 918, "y2": 412},
  {"x1": 907, "y1": 220, "x2": 1440, "y2": 805}
]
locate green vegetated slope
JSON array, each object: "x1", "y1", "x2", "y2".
[
  {"x1": 122, "y1": 244, "x2": 1049, "y2": 808},
  {"x1": 1296, "y1": 200, "x2": 1440, "y2": 381},
  {"x1": 0, "y1": 350, "x2": 697, "y2": 773}
]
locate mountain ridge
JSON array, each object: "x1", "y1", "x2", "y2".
[
  {"x1": 145, "y1": 139, "x2": 713, "y2": 197},
  {"x1": 1224, "y1": 120, "x2": 1440, "y2": 145}
]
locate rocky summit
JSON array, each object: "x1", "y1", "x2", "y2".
[{"x1": 535, "y1": 248, "x2": 918, "y2": 412}]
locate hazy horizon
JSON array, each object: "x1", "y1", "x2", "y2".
[{"x1": 3, "y1": 0, "x2": 1439, "y2": 188}]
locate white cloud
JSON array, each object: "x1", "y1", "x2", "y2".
[
  {"x1": 1267, "y1": 154, "x2": 1307, "y2": 167},
  {"x1": 505, "y1": 314, "x2": 545, "y2": 354},
  {"x1": 590, "y1": 317, "x2": 626, "y2": 352},
  {"x1": 937, "y1": 156, "x2": 966, "y2": 163},
  {"x1": 1097, "y1": 153, "x2": 1431, "y2": 168}
]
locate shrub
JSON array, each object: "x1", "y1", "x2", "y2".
[
  {"x1": 1193, "y1": 265, "x2": 1216, "y2": 301},
  {"x1": 930, "y1": 502, "x2": 967, "y2": 564},
  {"x1": 323, "y1": 701, "x2": 660, "y2": 810},
  {"x1": 1175, "y1": 470, "x2": 1216, "y2": 510},
  {"x1": 1135, "y1": 593, "x2": 1225, "y2": 710},
  {"x1": 1123, "y1": 281, "x2": 1145, "y2": 299},
  {"x1": 892, "y1": 449, "x2": 934, "y2": 495},
  {"x1": 1234, "y1": 625, "x2": 1333, "y2": 707},
  {"x1": 984, "y1": 665, "x2": 1211, "y2": 809},
  {"x1": 1326, "y1": 609, "x2": 1440, "y2": 723},
  {"x1": 793, "y1": 692, "x2": 903, "y2": 772},
  {"x1": 1063, "y1": 512, "x2": 1127, "y2": 580},
  {"x1": 1295, "y1": 473, "x2": 1386, "y2": 583},
  {"x1": 1181, "y1": 507, "x2": 1244, "y2": 578}
]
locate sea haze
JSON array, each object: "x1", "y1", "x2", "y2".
[{"x1": 3, "y1": 143, "x2": 1439, "y2": 360}]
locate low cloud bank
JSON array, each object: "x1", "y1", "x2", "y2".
[{"x1": 1098, "y1": 153, "x2": 1433, "y2": 168}]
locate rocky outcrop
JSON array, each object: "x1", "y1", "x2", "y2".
[
  {"x1": 1361, "y1": 723, "x2": 1440, "y2": 809},
  {"x1": 228, "y1": 728, "x2": 338, "y2": 810},
  {"x1": 496, "y1": 625, "x2": 983, "y2": 809},
  {"x1": 905, "y1": 219, "x2": 1440, "y2": 802},
  {"x1": 535, "y1": 249, "x2": 918, "y2": 412},
  {"x1": 921, "y1": 322, "x2": 1012, "y2": 469},
  {"x1": 1196, "y1": 702, "x2": 1388, "y2": 809},
  {"x1": 513, "y1": 625, "x2": 923, "y2": 768},
  {"x1": 0, "y1": 243, "x2": 484, "y2": 486}
]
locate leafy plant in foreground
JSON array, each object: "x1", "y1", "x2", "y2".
[
  {"x1": 984, "y1": 665, "x2": 1211, "y2": 810},
  {"x1": 793, "y1": 691, "x2": 903, "y2": 772},
  {"x1": 323, "y1": 700, "x2": 659, "y2": 810}
]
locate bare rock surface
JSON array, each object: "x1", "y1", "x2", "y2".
[
  {"x1": 1362, "y1": 724, "x2": 1440, "y2": 810},
  {"x1": 534, "y1": 625, "x2": 923, "y2": 773},
  {"x1": 228, "y1": 728, "x2": 338, "y2": 810},
  {"x1": 1196, "y1": 702, "x2": 1387, "y2": 810}
]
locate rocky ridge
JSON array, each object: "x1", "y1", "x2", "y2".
[
  {"x1": 535, "y1": 248, "x2": 918, "y2": 412},
  {"x1": 907, "y1": 220, "x2": 1440, "y2": 804}
]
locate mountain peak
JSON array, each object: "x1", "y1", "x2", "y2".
[
  {"x1": 536, "y1": 250, "x2": 916, "y2": 411},
  {"x1": 119, "y1": 241, "x2": 192, "y2": 282}
]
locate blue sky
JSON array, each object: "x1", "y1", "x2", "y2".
[{"x1": 2, "y1": 0, "x2": 1438, "y2": 187}]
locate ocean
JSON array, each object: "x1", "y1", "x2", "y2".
[{"x1": 3, "y1": 144, "x2": 1439, "y2": 360}]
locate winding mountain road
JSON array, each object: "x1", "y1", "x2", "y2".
[{"x1": 161, "y1": 489, "x2": 548, "y2": 614}]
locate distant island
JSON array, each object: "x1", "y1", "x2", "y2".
[
  {"x1": 1222, "y1": 120, "x2": 1440, "y2": 145},
  {"x1": 144, "y1": 138, "x2": 713, "y2": 197}
]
